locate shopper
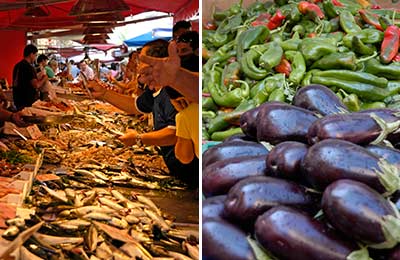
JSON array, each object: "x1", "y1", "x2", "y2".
[
  {"x1": 12, "y1": 44, "x2": 48, "y2": 110},
  {"x1": 164, "y1": 86, "x2": 199, "y2": 165},
  {"x1": 173, "y1": 20, "x2": 191, "y2": 40},
  {"x1": 88, "y1": 39, "x2": 198, "y2": 188},
  {"x1": 176, "y1": 30, "x2": 199, "y2": 72},
  {"x1": 68, "y1": 60, "x2": 80, "y2": 79}
]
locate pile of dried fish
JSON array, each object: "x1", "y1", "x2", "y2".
[
  {"x1": 0, "y1": 100, "x2": 198, "y2": 259},
  {"x1": 2, "y1": 186, "x2": 198, "y2": 259}
]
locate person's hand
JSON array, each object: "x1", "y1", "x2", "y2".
[
  {"x1": 118, "y1": 129, "x2": 138, "y2": 146},
  {"x1": 10, "y1": 112, "x2": 28, "y2": 127},
  {"x1": 139, "y1": 41, "x2": 181, "y2": 89},
  {"x1": 87, "y1": 80, "x2": 107, "y2": 99}
]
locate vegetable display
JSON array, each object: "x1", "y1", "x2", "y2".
[
  {"x1": 202, "y1": 84, "x2": 400, "y2": 260},
  {"x1": 202, "y1": 0, "x2": 400, "y2": 141}
]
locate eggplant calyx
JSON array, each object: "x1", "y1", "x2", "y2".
[
  {"x1": 370, "y1": 215, "x2": 400, "y2": 249},
  {"x1": 374, "y1": 159, "x2": 400, "y2": 196},
  {"x1": 247, "y1": 236, "x2": 278, "y2": 260},
  {"x1": 346, "y1": 247, "x2": 372, "y2": 260},
  {"x1": 370, "y1": 113, "x2": 400, "y2": 145},
  {"x1": 335, "y1": 106, "x2": 349, "y2": 115},
  {"x1": 260, "y1": 141, "x2": 274, "y2": 151}
]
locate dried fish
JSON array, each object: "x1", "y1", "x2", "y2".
[
  {"x1": 136, "y1": 195, "x2": 162, "y2": 215},
  {"x1": 130, "y1": 228, "x2": 151, "y2": 243},
  {"x1": 64, "y1": 188, "x2": 76, "y2": 199},
  {"x1": 33, "y1": 233, "x2": 84, "y2": 246},
  {"x1": 98, "y1": 197, "x2": 124, "y2": 211},
  {"x1": 20, "y1": 246, "x2": 44, "y2": 260},
  {"x1": 2, "y1": 226, "x2": 20, "y2": 238},
  {"x1": 41, "y1": 185, "x2": 68, "y2": 203},
  {"x1": 86, "y1": 224, "x2": 98, "y2": 252},
  {"x1": 95, "y1": 242, "x2": 113, "y2": 259},
  {"x1": 6, "y1": 217, "x2": 25, "y2": 228},
  {"x1": 144, "y1": 208, "x2": 170, "y2": 231},
  {"x1": 125, "y1": 215, "x2": 140, "y2": 224},
  {"x1": 168, "y1": 251, "x2": 194, "y2": 260},
  {"x1": 120, "y1": 242, "x2": 152, "y2": 260},
  {"x1": 83, "y1": 212, "x2": 112, "y2": 221},
  {"x1": 184, "y1": 241, "x2": 199, "y2": 260},
  {"x1": 109, "y1": 217, "x2": 129, "y2": 229}
]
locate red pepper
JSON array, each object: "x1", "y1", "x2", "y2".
[
  {"x1": 251, "y1": 13, "x2": 271, "y2": 27},
  {"x1": 307, "y1": 32, "x2": 317, "y2": 38},
  {"x1": 311, "y1": 0, "x2": 322, "y2": 3},
  {"x1": 380, "y1": 25, "x2": 400, "y2": 64},
  {"x1": 371, "y1": 5, "x2": 381, "y2": 9},
  {"x1": 332, "y1": 0, "x2": 344, "y2": 7},
  {"x1": 298, "y1": 1, "x2": 325, "y2": 20},
  {"x1": 393, "y1": 53, "x2": 400, "y2": 62},
  {"x1": 275, "y1": 57, "x2": 292, "y2": 77},
  {"x1": 359, "y1": 9, "x2": 383, "y2": 31},
  {"x1": 267, "y1": 9, "x2": 286, "y2": 30},
  {"x1": 203, "y1": 21, "x2": 217, "y2": 30}
]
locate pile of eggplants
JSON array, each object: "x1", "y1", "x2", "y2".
[
  {"x1": 202, "y1": 0, "x2": 400, "y2": 142},
  {"x1": 202, "y1": 84, "x2": 400, "y2": 260}
]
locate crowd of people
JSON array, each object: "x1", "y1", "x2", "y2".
[{"x1": 7, "y1": 20, "x2": 200, "y2": 189}]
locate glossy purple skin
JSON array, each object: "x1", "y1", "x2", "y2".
[
  {"x1": 203, "y1": 155, "x2": 267, "y2": 197},
  {"x1": 302, "y1": 139, "x2": 387, "y2": 193},
  {"x1": 203, "y1": 219, "x2": 256, "y2": 260},
  {"x1": 223, "y1": 134, "x2": 256, "y2": 143},
  {"x1": 389, "y1": 245, "x2": 400, "y2": 260},
  {"x1": 202, "y1": 141, "x2": 268, "y2": 169},
  {"x1": 240, "y1": 106, "x2": 262, "y2": 139},
  {"x1": 266, "y1": 141, "x2": 308, "y2": 180},
  {"x1": 255, "y1": 206, "x2": 356, "y2": 260},
  {"x1": 202, "y1": 195, "x2": 227, "y2": 222},
  {"x1": 307, "y1": 113, "x2": 389, "y2": 145},
  {"x1": 256, "y1": 102, "x2": 318, "y2": 144},
  {"x1": 293, "y1": 84, "x2": 348, "y2": 116},
  {"x1": 224, "y1": 176, "x2": 315, "y2": 224},
  {"x1": 322, "y1": 180, "x2": 396, "y2": 244},
  {"x1": 366, "y1": 145, "x2": 400, "y2": 169}
]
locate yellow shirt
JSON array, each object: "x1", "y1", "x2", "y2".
[{"x1": 175, "y1": 102, "x2": 199, "y2": 158}]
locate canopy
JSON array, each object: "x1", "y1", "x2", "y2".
[
  {"x1": 124, "y1": 28, "x2": 172, "y2": 47},
  {"x1": 0, "y1": 0, "x2": 198, "y2": 31}
]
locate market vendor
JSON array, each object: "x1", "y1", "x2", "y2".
[
  {"x1": 36, "y1": 54, "x2": 57, "y2": 101},
  {"x1": 0, "y1": 109, "x2": 26, "y2": 127},
  {"x1": 78, "y1": 60, "x2": 95, "y2": 81},
  {"x1": 88, "y1": 39, "x2": 198, "y2": 188},
  {"x1": 12, "y1": 44, "x2": 48, "y2": 110}
]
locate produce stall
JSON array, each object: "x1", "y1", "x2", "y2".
[
  {"x1": 202, "y1": 0, "x2": 400, "y2": 259},
  {"x1": 0, "y1": 95, "x2": 199, "y2": 259}
]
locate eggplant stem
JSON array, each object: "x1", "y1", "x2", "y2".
[
  {"x1": 260, "y1": 141, "x2": 274, "y2": 151},
  {"x1": 374, "y1": 158, "x2": 400, "y2": 197},
  {"x1": 370, "y1": 113, "x2": 400, "y2": 145},
  {"x1": 371, "y1": 215, "x2": 400, "y2": 249},
  {"x1": 247, "y1": 236, "x2": 277, "y2": 260},
  {"x1": 346, "y1": 247, "x2": 373, "y2": 260}
]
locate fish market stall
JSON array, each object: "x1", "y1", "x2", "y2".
[{"x1": 0, "y1": 98, "x2": 198, "y2": 259}]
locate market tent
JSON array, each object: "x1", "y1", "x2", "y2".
[
  {"x1": 0, "y1": 0, "x2": 198, "y2": 31},
  {"x1": 124, "y1": 28, "x2": 172, "y2": 47}
]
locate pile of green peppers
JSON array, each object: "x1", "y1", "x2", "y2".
[{"x1": 202, "y1": 0, "x2": 400, "y2": 141}]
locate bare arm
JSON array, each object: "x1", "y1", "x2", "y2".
[
  {"x1": 175, "y1": 137, "x2": 195, "y2": 164},
  {"x1": 119, "y1": 127, "x2": 176, "y2": 147},
  {"x1": 88, "y1": 81, "x2": 140, "y2": 115},
  {"x1": 31, "y1": 75, "x2": 48, "y2": 89}
]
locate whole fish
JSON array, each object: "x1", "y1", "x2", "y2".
[
  {"x1": 144, "y1": 208, "x2": 170, "y2": 231},
  {"x1": 42, "y1": 186, "x2": 68, "y2": 203},
  {"x1": 136, "y1": 195, "x2": 161, "y2": 215},
  {"x1": 98, "y1": 197, "x2": 124, "y2": 211},
  {"x1": 86, "y1": 224, "x2": 98, "y2": 252},
  {"x1": 33, "y1": 233, "x2": 84, "y2": 246}
]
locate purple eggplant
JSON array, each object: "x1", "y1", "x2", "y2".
[
  {"x1": 293, "y1": 84, "x2": 348, "y2": 116},
  {"x1": 256, "y1": 102, "x2": 318, "y2": 144},
  {"x1": 307, "y1": 112, "x2": 400, "y2": 145},
  {"x1": 366, "y1": 145, "x2": 400, "y2": 169},
  {"x1": 389, "y1": 245, "x2": 400, "y2": 260},
  {"x1": 202, "y1": 141, "x2": 268, "y2": 169},
  {"x1": 223, "y1": 134, "x2": 257, "y2": 143},
  {"x1": 203, "y1": 219, "x2": 256, "y2": 260},
  {"x1": 266, "y1": 141, "x2": 308, "y2": 180},
  {"x1": 203, "y1": 155, "x2": 267, "y2": 197},
  {"x1": 302, "y1": 139, "x2": 400, "y2": 194},
  {"x1": 224, "y1": 176, "x2": 317, "y2": 224},
  {"x1": 240, "y1": 106, "x2": 263, "y2": 139},
  {"x1": 322, "y1": 180, "x2": 400, "y2": 248},
  {"x1": 202, "y1": 195, "x2": 227, "y2": 221},
  {"x1": 255, "y1": 206, "x2": 358, "y2": 260}
]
